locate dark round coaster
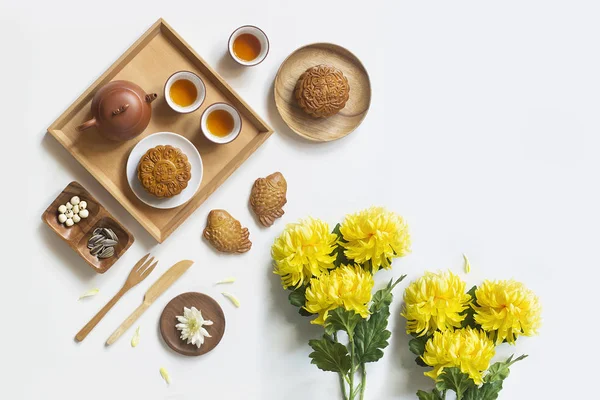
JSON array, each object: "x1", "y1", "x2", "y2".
[{"x1": 159, "y1": 292, "x2": 225, "y2": 356}]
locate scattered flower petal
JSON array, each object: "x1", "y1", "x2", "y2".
[
  {"x1": 78, "y1": 288, "x2": 99, "y2": 300},
  {"x1": 463, "y1": 253, "x2": 471, "y2": 273},
  {"x1": 222, "y1": 292, "x2": 240, "y2": 307},
  {"x1": 215, "y1": 277, "x2": 236, "y2": 285},
  {"x1": 160, "y1": 367, "x2": 171, "y2": 385},
  {"x1": 131, "y1": 326, "x2": 140, "y2": 348}
]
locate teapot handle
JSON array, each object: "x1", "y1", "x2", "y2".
[{"x1": 77, "y1": 118, "x2": 97, "y2": 132}]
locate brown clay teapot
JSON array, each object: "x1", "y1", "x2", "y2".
[{"x1": 77, "y1": 80, "x2": 157, "y2": 141}]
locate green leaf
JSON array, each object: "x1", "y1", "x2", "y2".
[
  {"x1": 461, "y1": 285, "x2": 479, "y2": 329},
  {"x1": 466, "y1": 285, "x2": 477, "y2": 302},
  {"x1": 370, "y1": 275, "x2": 407, "y2": 313},
  {"x1": 435, "y1": 367, "x2": 476, "y2": 399},
  {"x1": 485, "y1": 354, "x2": 528, "y2": 383},
  {"x1": 416, "y1": 389, "x2": 444, "y2": 400},
  {"x1": 464, "y1": 381, "x2": 503, "y2": 400},
  {"x1": 331, "y1": 224, "x2": 353, "y2": 267},
  {"x1": 308, "y1": 335, "x2": 352, "y2": 374},
  {"x1": 324, "y1": 307, "x2": 363, "y2": 336},
  {"x1": 332, "y1": 223, "x2": 347, "y2": 242},
  {"x1": 288, "y1": 285, "x2": 307, "y2": 308},
  {"x1": 298, "y1": 307, "x2": 314, "y2": 317},
  {"x1": 354, "y1": 306, "x2": 391, "y2": 364},
  {"x1": 408, "y1": 335, "x2": 429, "y2": 356},
  {"x1": 415, "y1": 356, "x2": 428, "y2": 367}
]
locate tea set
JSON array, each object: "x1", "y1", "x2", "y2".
[{"x1": 44, "y1": 19, "x2": 369, "y2": 359}]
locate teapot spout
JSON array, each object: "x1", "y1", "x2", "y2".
[{"x1": 145, "y1": 93, "x2": 158, "y2": 103}]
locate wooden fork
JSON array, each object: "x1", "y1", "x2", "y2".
[{"x1": 75, "y1": 253, "x2": 158, "y2": 342}]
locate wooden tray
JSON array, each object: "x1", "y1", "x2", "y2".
[
  {"x1": 274, "y1": 43, "x2": 371, "y2": 142},
  {"x1": 42, "y1": 181, "x2": 135, "y2": 274},
  {"x1": 47, "y1": 19, "x2": 273, "y2": 242}
]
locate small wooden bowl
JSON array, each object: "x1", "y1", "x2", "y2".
[
  {"x1": 41, "y1": 181, "x2": 134, "y2": 273},
  {"x1": 160, "y1": 292, "x2": 225, "y2": 357},
  {"x1": 274, "y1": 43, "x2": 372, "y2": 142}
]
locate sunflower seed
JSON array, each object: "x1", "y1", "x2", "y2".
[
  {"x1": 103, "y1": 228, "x2": 116, "y2": 241},
  {"x1": 102, "y1": 239, "x2": 118, "y2": 247},
  {"x1": 98, "y1": 247, "x2": 115, "y2": 259},
  {"x1": 90, "y1": 244, "x2": 105, "y2": 256},
  {"x1": 107, "y1": 229, "x2": 118, "y2": 241},
  {"x1": 88, "y1": 234, "x2": 104, "y2": 246},
  {"x1": 88, "y1": 227, "x2": 119, "y2": 259}
]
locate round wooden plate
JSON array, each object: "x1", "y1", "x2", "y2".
[
  {"x1": 159, "y1": 292, "x2": 225, "y2": 356},
  {"x1": 274, "y1": 43, "x2": 371, "y2": 142}
]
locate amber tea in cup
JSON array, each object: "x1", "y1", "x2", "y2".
[
  {"x1": 233, "y1": 34, "x2": 262, "y2": 62},
  {"x1": 201, "y1": 103, "x2": 242, "y2": 144},
  {"x1": 170, "y1": 79, "x2": 197, "y2": 107},
  {"x1": 164, "y1": 71, "x2": 206, "y2": 113},
  {"x1": 206, "y1": 109, "x2": 235, "y2": 137},
  {"x1": 228, "y1": 26, "x2": 269, "y2": 66}
]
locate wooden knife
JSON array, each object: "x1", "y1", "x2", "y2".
[{"x1": 106, "y1": 259, "x2": 194, "y2": 345}]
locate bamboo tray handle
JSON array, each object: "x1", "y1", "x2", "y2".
[
  {"x1": 106, "y1": 302, "x2": 149, "y2": 345},
  {"x1": 75, "y1": 287, "x2": 127, "y2": 342}
]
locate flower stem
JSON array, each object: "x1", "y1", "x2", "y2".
[
  {"x1": 349, "y1": 336, "x2": 356, "y2": 399},
  {"x1": 359, "y1": 364, "x2": 367, "y2": 400},
  {"x1": 338, "y1": 373, "x2": 349, "y2": 400},
  {"x1": 333, "y1": 333, "x2": 349, "y2": 400}
]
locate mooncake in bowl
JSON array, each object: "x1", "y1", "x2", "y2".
[
  {"x1": 137, "y1": 145, "x2": 192, "y2": 198},
  {"x1": 295, "y1": 64, "x2": 350, "y2": 118}
]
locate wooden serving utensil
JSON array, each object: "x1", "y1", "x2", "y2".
[
  {"x1": 106, "y1": 260, "x2": 194, "y2": 346},
  {"x1": 75, "y1": 253, "x2": 158, "y2": 342}
]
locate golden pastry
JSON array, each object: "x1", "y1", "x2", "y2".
[
  {"x1": 250, "y1": 172, "x2": 287, "y2": 227},
  {"x1": 295, "y1": 64, "x2": 350, "y2": 118},
  {"x1": 203, "y1": 210, "x2": 252, "y2": 253},
  {"x1": 137, "y1": 145, "x2": 191, "y2": 198}
]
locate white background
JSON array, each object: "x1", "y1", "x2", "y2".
[{"x1": 1, "y1": 1, "x2": 598, "y2": 399}]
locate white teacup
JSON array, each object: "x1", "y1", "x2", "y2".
[
  {"x1": 228, "y1": 25, "x2": 270, "y2": 66},
  {"x1": 164, "y1": 71, "x2": 206, "y2": 113},
  {"x1": 200, "y1": 103, "x2": 242, "y2": 144}
]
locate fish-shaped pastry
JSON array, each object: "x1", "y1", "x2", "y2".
[
  {"x1": 250, "y1": 172, "x2": 287, "y2": 227},
  {"x1": 203, "y1": 210, "x2": 252, "y2": 253}
]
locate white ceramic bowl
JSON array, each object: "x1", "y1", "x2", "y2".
[
  {"x1": 164, "y1": 71, "x2": 206, "y2": 113},
  {"x1": 228, "y1": 25, "x2": 270, "y2": 66},
  {"x1": 127, "y1": 132, "x2": 203, "y2": 209},
  {"x1": 200, "y1": 103, "x2": 242, "y2": 144}
]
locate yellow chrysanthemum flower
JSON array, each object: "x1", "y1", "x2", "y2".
[
  {"x1": 339, "y1": 207, "x2": 411, "y2": 272},
  {"x1": 473, "y1": 279, "x2": 542, "y2": 344},
  {"x1": 272, "y1": 218, "x2": 338, "y2": 289},
  {"x1": 422, "y1": 327, "x2": 495, "y2": 385},
  {"x1": 304, "y1": 264, "x2": 374, "y2": 325},
  {"x1": 401, "y1": 271, "x2": 471, "y2": 336}
]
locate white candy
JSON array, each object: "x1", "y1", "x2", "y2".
[
  {"x1": 79, "y1": 201, "x2": 87, "y2": 210},
  {"x1": 58, "y1": 205, "x2": 67, "y2": 214},
  {"x1": 79, "y1": 209, "x2": 89, "y2": 219},
  {"x1": 65, "y1": 210, "x2": 74, "y2": 219},
  {"x1": 71, "y1": 196, "x2": 80, "y2": 205},
  {"x1": 58, "y1": 214, "x2": 67, "y2": 223},
  {"x1": 65, "y1": 202, "x2": 73, "y2": 210},
  {"x1": 65, "y1": 218, "x2": 74, "y2": 227},
  {"x1": 72, "y1": 214, "x2": 81, "y2": 223},
  {"x1": 73, "y1": 205, "x2": 80, "y2": 214}
]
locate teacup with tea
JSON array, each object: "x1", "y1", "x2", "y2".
[
  {"x1": 200, "y1": 103, "x2": 242, "y2": 144},
  {"x1": 164, "y1": 71, "x2": 206, "y2": 113},
  {"x1": 228, "y1": 26, "x2": 269, "y2": 66}
]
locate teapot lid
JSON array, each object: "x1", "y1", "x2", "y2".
[{"x1": 96, "y1": 85, "x2": 146, "y2": 134}]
